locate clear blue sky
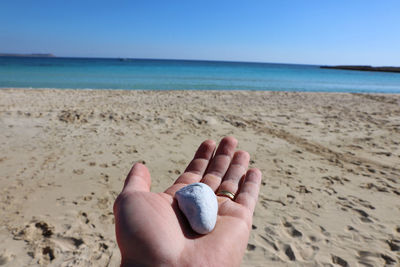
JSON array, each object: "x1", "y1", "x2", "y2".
[{"x1": 1, "y1": 0, "x2": 399, "y2": 65}]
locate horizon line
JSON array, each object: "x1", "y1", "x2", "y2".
[
  {"x1": 0, "y1": 53, "x2": 321, "y2": 66},
  {"x1": 1, "y1": 53, "x2": 399, "y2": 67}
]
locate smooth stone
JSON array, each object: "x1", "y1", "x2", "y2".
[{"x1": 175, "y1": 182, "x2": 218, "y2": 234}]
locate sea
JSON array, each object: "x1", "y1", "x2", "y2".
[{"x1": 1, "y1": 57, "x2": 400, "y2": 93}]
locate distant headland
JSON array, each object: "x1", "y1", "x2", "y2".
[
  {"x1": 321, "y1": 65, "x2": 400, "y2": 73},
  {"x1": 0, "y1": 53, "x2": 55, "y2": 57}
]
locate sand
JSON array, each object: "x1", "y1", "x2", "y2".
[{"x1": 0, "y1": 88, "x2": 399, "y2": 266}]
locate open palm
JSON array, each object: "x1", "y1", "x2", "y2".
[{"x1": 113, "y1": 137, "x2": 262, "y2": 267}]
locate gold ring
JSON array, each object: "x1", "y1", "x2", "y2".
[{"x1": 216, "y1": 190, "x2": 235, "y2": 200}]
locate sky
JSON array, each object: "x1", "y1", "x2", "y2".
[{"x1": 0, "y1": 0, "x2": 399, "y2": 65}]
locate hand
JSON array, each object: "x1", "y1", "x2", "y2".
[{"x1": 113, "y1": 136, "x2": 262, "y2": 267}]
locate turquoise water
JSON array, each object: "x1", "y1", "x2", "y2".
[{"x1": 1, "y1": 57, "x2": 400, "y2": 93}]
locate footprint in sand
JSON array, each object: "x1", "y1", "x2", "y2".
[
  {"x1": 0, "y1": 250, "x2": 15, "y2": 265},
  {"x1": 380, "y1": 254, "x2": 396, "y2": 265},
  {"x1": 331, "y1": 254, "x2": 349, "y2": 267},
  {"x1": 283, "y1": 244, "x2": 296, "y2": 261},
  {"x1": 352, "y1": 208, "x2": 373, "y2": 223},
  {"x1": 247, "y1": 244, "x2": 256, "y2": 251},
  {"x1": 79, "y1": 211, "x2": 90, "y2": 224},
  {"x1": 73, "y1": 169, "x2": 84, "y2": 175},
  {"x1": 11, "y1": 220, "x2": 57, "y2": 264},
  {"x1": 53, "y1": 236, "x2": 84, "y2": 251},
  {"x1": 100, "y1": 173, "x2": 110, "y2": 183},
  {"x1": 282, "y1": 221, "x2": 303, "y2": 238},
  {"x1": 386, "y1": 239, "x2": 400, "y2": 252}
]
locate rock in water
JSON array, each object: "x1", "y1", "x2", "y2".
[{"x1": 175, "y1": 183, "x2": 218, "y2": 234}]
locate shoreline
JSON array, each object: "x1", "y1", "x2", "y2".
[
  {"x1": 2, "y1": 87, "x2": 400, "y2": 95},
  {"x1": 1, "y1": 89, "x2": 399, "y2": 266}
]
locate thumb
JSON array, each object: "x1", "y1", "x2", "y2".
[{"x1": 123, "y1": 162, "x2": 151, "y2": 192}]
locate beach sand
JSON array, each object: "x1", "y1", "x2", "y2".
[{"x1": 0, "y1": 88, "x2": 399, "y2": 266}]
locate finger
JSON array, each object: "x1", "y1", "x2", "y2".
[
  {"x1": 173, "y1": 139, "x2": 216, "y2": 185},
  {"x1": 122, "y1": 162, "x2": 151, "y2": 193},
  {"x1": 200, "y1": 136, "x2": 238, "y2": 191},
  {"x1": 235, "y1": 168, "x2": 262, "y2": 213},
  {"x1": 217, "y1": 150, "x2": 250, "y2": 197}
]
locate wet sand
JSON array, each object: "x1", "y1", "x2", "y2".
[{"x1": 0, "y1": 88, "x2": 399, "y2": 266}]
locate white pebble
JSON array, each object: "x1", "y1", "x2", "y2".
[{"x1": 175, "y1": 183, "x2": 218, "y2": 234}]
